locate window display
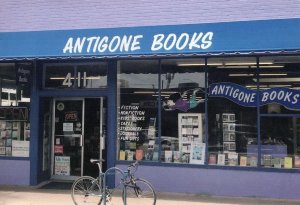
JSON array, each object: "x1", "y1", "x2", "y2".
[
  {"x1": 0, "y1": 63, "x2": 31, "y2": 157},
  {"x1": 117, "y1": 60, "x2": 159, "y2": 161},
  {"x1": 160, "y1": 59, "x2": 206, "y2": 164},
  {"x1": 207, "y1": 57, "x2": 258, "y2": 167},
  {"x1": 178, "y1": 113, "x2": 204, "y2": 164},
  {"x1": 116, "y1": 56, "x2": 300, "y2": 170}
]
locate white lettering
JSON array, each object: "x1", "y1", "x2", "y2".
[
  {"x1": 292, "y1": 94, "x2": 300, "y2": 104},
  {"x1": 176, "y1": 33, "x2": 189, "y2": 50},
  {"x1": 151, "y1": 34, "x2": 164, "y2": 51},
  {"x1": 74, "y1": 37, "x2": 86, "y2": 53},
  {"x1": 211, "y1": 85, "x2": 218, "y2": 95},
  {"x1": 86, "y1": 37, "x2": 98, "y2": 53},
  {"x1": 63, "y1": 38, "x2": 74, "y2": 53},
  {"x1": 98, "y1": 36, "x2": 109, "y2": 52},
  {"x1": 120, "y1": 35, "x2": 132, "y2": 52},
  {"x1": 201, "y1": 32, "x2": 213, "y2": 49},
  {"x1": 188, "y1": 32, "x2": 203, "y2": 49},
  {"x1": 131, "y1": 35, "x2": 143, "y2": 51},
  {"x1": 164, "y1": 33, "x2": 176, "y2": 51},
  {"x1": 284, "y1": 92, "x2": 292, "y2": 102},
  {"x1": 109, "y1": 36, "x2": 121, "y2": 52},
  {"x1": 261, "y1": 92, "x2": 269, "y2": 102}
]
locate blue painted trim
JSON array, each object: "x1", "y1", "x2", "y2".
[
  {"x1": 256, "y1": 57, "x2": 261, "y2": 168},
  {"x1": 158, "y1": 60, "x2": 162, "y2": 163},
  {"x1": 1, "y1": 19, "x2": 300, "y2": 58},
  {"x1": 30, "y1": 61, "x2": 39, "y2": 185},
  {"x1": 260, "y1": 114, "x2": 300, "y2": 117},
  {"x1": 204, "y1": 59, "x2": 209, "y2": 165},
  {"x1": 0, "y1": 157, "x2": 29, "y2": 160},
  {"x1": 115, "y1": 160, "x2": 300, "y2": 174},
  {"x1": 106, "y1": 60, "x2": 117, "y2": 170}
]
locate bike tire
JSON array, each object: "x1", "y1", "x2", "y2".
[
  {"x1": 71, "y1": 176, "x2": 102, "y2": 205},
  {"x1": 123, "y1": 178, "x2": 156, "y2": 205}
]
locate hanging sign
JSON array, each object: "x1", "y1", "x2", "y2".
[
  {"x1": 209, "y1": 82, "x2": 300, "y2": 109},
  {"x1": 16, "y1": 63, "x2": 32, "y2": 86}
]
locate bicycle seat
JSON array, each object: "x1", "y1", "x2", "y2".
[{"x1": 90, "y1": 159, "x2": 105, "y2": 164}]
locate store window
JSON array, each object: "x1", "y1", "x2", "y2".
[
  {"x1": 44, "y1": 63, "x2": 107, "y2": 89},
  {"x1": 0, "y1": 62, "x2": 32, "y2": 157},
  {"x1": 160, "y1": 59, "x2": 206, "y2": 164},
  {"x1": 207, "y1": 57, "x2": 258, "y2": 166},
  {"x1": 117, "y1": 60, "x2": 159, "y2": 161},
  {"x1": 259, "y1": 56, "x2": 300, "y2": 168}
]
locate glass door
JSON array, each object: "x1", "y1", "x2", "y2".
[
  {"x1": 52, "y1": 99, "x2": 84, "y2": 180},
  {"x1": 51, "y1": 98, "x2": 107, "y2": 180}
]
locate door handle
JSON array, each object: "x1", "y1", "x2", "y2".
[
  {"x1": 100, "y1": 137, "x2": 105, "y2": 150},
  {"x1": 80, "y1": 135, "x2": 83, "y2": 147}
]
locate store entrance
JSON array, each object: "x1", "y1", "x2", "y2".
[{"x1": 51, "y1": 98, "x2": 107, "y2": 180}]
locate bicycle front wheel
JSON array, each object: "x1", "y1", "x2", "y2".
[
  {"x1": 71, "y1": 176, "x2": 102, "y2": 205},
  {"x1": 124, "y1": 178, "x2": 156, "y2": 205}
]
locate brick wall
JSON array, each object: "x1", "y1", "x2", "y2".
[{"x1": 1, "y1": 0, "x2": 300, "y2": 32}]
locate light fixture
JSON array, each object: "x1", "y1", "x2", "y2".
[
  {"x1": 50, "y1": 76, "x2": 101, "y2": 80},
  {"x1": 259, "y1": 73, "x2": 287, "y2": 76},
  {"x1": 177, "y1": 62, "x2": 207, "y2": 66},
  {"x1": 258, "y1": 65, "x2": 284, "y2": 68},
  {"x1": 229, "y1": 74, "x2": 254, "y2": 77},
  {"x1": 254, "y1": 78, "x2": 300, "y2": 83}
]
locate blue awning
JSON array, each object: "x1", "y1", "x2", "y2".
[{"x1": 1, "y1": 18, "x2": 300, "y2": 60}]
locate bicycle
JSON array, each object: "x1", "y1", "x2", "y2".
[
  {"x1": 71, "y1": 159, "x2": 111, "y2": 205},
  {"x1": 120, "y1": 161, "x2": 156, "y2": 205},
  {"x1": 71, "y1": 159, "x2": 156, "y2": 205}
]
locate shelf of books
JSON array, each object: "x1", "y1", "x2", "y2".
[
  {"x1": 0, "y1": 120, "x2": 30, "y2": 157},
  {"x1": 177, "y1": 113, "x2": 205, "y2": 164}
]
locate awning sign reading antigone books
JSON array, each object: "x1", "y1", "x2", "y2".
[
  {"x1": 209, "y1": 82, "x2": 300, "y2": 109},
  {"x1": 1, "y1": 19, "x2": 300, "y2": 59}
]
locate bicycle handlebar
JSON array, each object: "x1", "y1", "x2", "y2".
[{"x1": 127, "y1": 161, "x2": 139, "y2": 174}]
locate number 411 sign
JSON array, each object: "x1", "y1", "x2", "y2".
[{"x1": 63, "y1": 72, "x2": 88, "y2": 88}]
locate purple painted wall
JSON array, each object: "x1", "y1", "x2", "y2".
[
  {"x1": 116, "y1": 164, "x2": 300, "y2": 200},
  {"x1": 0, "y1": 160, "x2": 30, "y2": 185},
  {"x1": 1, "y1": 0, "x2": 300, "y2": 32}
]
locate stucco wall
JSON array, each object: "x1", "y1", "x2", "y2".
[
  {"x1": 116, "y1": 164, "x2": 300, "y2": 200},
  {"x1": 0, "y1": 159, "x2": 30, "y2": 185},
  {"x1": 1, "y1": 0, "x2": 300, "y2": 32}
]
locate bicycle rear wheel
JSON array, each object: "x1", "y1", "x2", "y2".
[
  {"x1": 124, "y1": 178, "x2": 156, "y2": 205},
  {"x1": 71, "y1": 176, "x2": 102, "y2": 205}
]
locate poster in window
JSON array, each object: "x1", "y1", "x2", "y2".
[
  {"x1": 164, "y1": 151, "x2": 173, "y2": 163},
  {"x1": 228, "y1": 152, "x2": 238, "y2": 166},
  {"x1": 0, "y1": 146, "x2": 5, "y2": 155},
  {"x1": 55, "y1": 156, "x2": 70, "y2": 176},
  {"x1": 190, "y1": 143, "x2": 206, "y2": 164},
  {"x1": 294, "y1": 156, "x2": 300, "y2": 168},
  {"x1": 217, "y1": 153, "x2": 225, "y2": 165},
  {"x1": 12, "y1": 140, "x2": 29, "y2": 157}
]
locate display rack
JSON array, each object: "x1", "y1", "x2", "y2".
[
  {"x1": 0, "y1": 120, "x2": 29, "y2": 156},
  {"x1": 178, "y1": 113, "x2": 203, "y2": 163},
  {"x1": 221, "y1": 113, "x2": 236, "y2": 152}
]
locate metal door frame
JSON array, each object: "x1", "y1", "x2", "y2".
[
  {"x1": 50, "y1": 97, "x2": 105, "y2": 180},
  {"x1": 51, "y1": 98, "x2": 85, "y2": 180}
]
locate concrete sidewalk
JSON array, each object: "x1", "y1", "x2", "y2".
[{"x1": 0, "y1": 185, "x2": 300, "y2": 205}]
